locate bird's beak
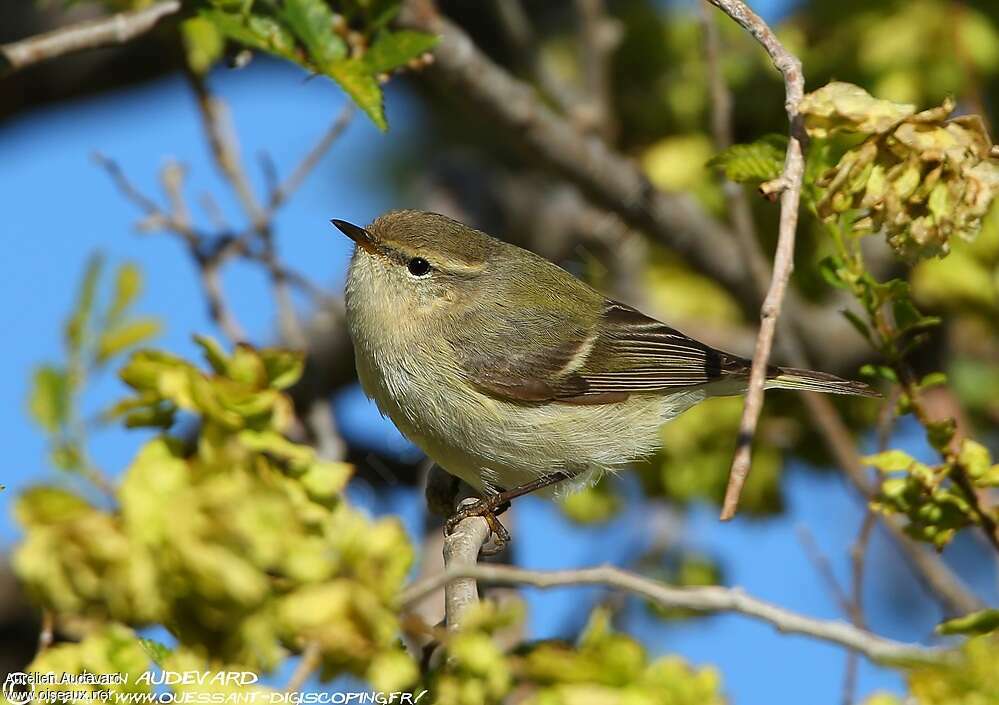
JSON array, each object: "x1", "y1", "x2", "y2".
[{"x1": 330, "y1": 219, "x2": 378, "y2": 254}]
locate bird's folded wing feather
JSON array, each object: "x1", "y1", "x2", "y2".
[{"x1": 456, "y1": 299, "x2": 750, "y2": 404}]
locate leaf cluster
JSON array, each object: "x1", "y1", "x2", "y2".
[
  {"x1": 800, "y1": 82, "x2": 999, "y2": 259},
  {"x1": 16, "y1": 337, "x2": 417, "y2": 687},
  {"x1": 427, "y1": 603, "x2": 725, "y2": 705},
  {"x1": 181, "y1": 0, "x2": 437, "y2": 129},
  {"x1": 865, "y1": 440, "x2": 999, "y2": 549}
]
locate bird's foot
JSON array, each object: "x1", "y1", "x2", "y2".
[{"x1": 445, "y1": 497, "x2": 512, "y2": 556}]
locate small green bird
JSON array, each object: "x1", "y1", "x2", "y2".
[{"x1": 334, "y1": 210, "x2": 875, "y2": 543}]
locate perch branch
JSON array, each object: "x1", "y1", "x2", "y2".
[
  {"x1": 442, "y1": 502, "x2": 491, "y2": 631},
  {"x1": 708, "y1": 0, "x2": 806, "y2": 521},
  {"x1": 401, "y1": 563, "x2": 951, "y2": 665},
  {"x1": 0, "y1": 0, "x2": 181, "y2": 75}
]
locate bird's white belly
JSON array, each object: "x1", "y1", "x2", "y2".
[{"x1": 354, "y1": 341, "x2": 706, "y2": 496}]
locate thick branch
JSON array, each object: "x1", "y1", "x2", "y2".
[
  {"x1": 709, "y1": 0, "x2": 806, "y2": 521},
  {"x1": 401, "y1": 563, "x2": 951, "y2": 665},
  {"x1": 0, "y1": 1, "x2": 180, "y2": 75}
]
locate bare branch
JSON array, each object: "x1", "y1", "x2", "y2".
[
  {"x1": 843, "y1": 511, "x2": 876, "y2": 705},
  {"x1": 699, "y1": 3, "x2": 772, "y2": 296},
  {"x1": 574, "y1": 0, "x2": 620, "y2": 140},
  {"x1": 284, "y1": 641, "x2": 321, "y2": 693},
  {"x1": 94, "y1": 153, "x2": 248, "y2": 343},
  {"x1": 401, "y1": 563, "x2": 951, "y2": 665},
  {"x1": 0, "y1": 1, "x2": 180, "y2": 75},
  {"x1": 187, "y1": 72, "x2": 268, "y2": 230},
  {"x1": 491, "y1": 0, "x2": 580, "y2": 114},
  {"x1": 709, "y1": 0, "x2": 806, "y2": 521},
  {"x1": 442, "y1": 503, "x2": 491, "y2": 631},
  {"x1": 268, "y1": 104, "x2": 356, "y2": 212},
  {"x1": 796, "y1": 525, "x2": 853, "y2": 617}
]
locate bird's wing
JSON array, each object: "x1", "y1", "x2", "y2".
[
  {"x1": 456, "y1": 298, "x2": 749, "y2": 405},
  {"x1": 562, "y1": 301, "x2": 751, "y2": 401}
]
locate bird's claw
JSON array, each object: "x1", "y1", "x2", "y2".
[{"x1": 445, "y1": 497, "x2": 511, "y2": 555}]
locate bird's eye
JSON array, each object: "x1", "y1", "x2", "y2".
[{"x1": 407, "y1": 257, "x2": 432, "y2": 277}]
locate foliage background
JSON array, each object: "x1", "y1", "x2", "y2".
[{"x1": 1, "y1": 0, "x2": 998, "y2": 702}]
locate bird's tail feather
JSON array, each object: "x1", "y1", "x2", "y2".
[{"x1": 767, "y1": 367, "x2": 880, "y2": 398}]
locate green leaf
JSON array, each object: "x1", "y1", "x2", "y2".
[
  {"x1": 328, "y1": 58, "x2": 386, "y2": 130},
  {"x1": 203, "y1": 9, "x2": 299, "y2": 62},
  {"x1": 937, "y1": 609, "x2": 999, "y2": 636},
  {"x1": 139, "y1": 638, "x2": 172, "y2": 667},
  {"x1": 926, "y1": 418, "x2": 957, "y2": 453},
  {"x1": 364, "y1": 30, "x2": 437, "y2": 74},
  {"x1": 65, "y1": 253, "x2": 103, "y2": 353},
  {"x1": 29, "y1": 365, "x2": 68, "y2": 433},
  {"x1": 97, "y1": 319, "x2": 161, "y2": 364},
  {"x1": 260, "y1": 348, "x2": 304, "y2": 390},
  {"x1": 108, "y1": 262, "x2": 143, "y2": 325},
  {"x1": 194, "y1": 334, "x2": 231, "y2": 375},
  {"x1": 279, "y1": 0, "x2": 347, "y2": 69},
  {"x1": 818, "y1": 256, "x2": 849, "y2": 289},
  {"x1": 842, "y1": 310, "x2": 873, "y2": 344},
  {"x1": 863, "y1": 449, "x2": 917, "y2": 473},
  {"x1": 918, "y1": 372, "x2": 948, "y2": 390},
  {"x1": 707, "y1": 134, "x2": 787, "y2": 183},
  {"x1": 959, "y1": 439, "x2": 992, "y2": 480},
  {"x1": 181, "y1": 16, "x2": 225, "y2": 75}
]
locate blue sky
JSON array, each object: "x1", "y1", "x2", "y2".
[{"x1": 1, "y1": 34, "x2": 995, "y2": 704}]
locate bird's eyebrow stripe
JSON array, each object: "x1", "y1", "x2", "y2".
[{"x1": 383, "y1": 246, "x2": 487, "y2": 274}]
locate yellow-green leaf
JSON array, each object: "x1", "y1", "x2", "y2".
[
  {"x1": 959, "y1": 439, "x2": 992, "y2": 480},
  {"x1": 181, "y1": 16, "x2": 224, "y2": 75},
  {"x1": 863, "y1": 449, "x2": 917, "y2": 473},
  {"x1": 65, "y1": 253, "x2": 103, "y2": 353},
  {"x1": 108, "y1": 262, "x2": 143, "y2": 324},
  {"x1": 937, "y1": 609, "x2": 999, "y2": 636},
  {"x1": 800, "y1": 82, "x2": 916, "y2": 138},
  {"x1": 365, "y1": 30, "x2": 437, "y2": 74},
  {"x1": 707, "y1": 134, "x2": 788, "y2": 183},
  {"x1": 329, "y1": 58, "x2": 385, "y2": 130},
  {"x1": 97, "y1": 319, "x2": 161, "y2": 364},
  {"x1": 29, "y1": 365, "x2": 68, "y2": 433}
]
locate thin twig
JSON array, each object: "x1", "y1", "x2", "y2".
[
  {"x1": 0, "y1": 1, "x2": 180, "y2": 75},
  {"x1": 708, "y1": 0, "x2": 806, "y2": 521},
  {"x1": 796, "y1": 526, "x2": 852, "y2": 617},
  {"x1": 34, "y1": 610, "x2": 54, "y2": 660},
  {"x1": 94, "y1": 153, "x2": 248, "y2": 343},
  {"x1": 268, "y1": 104, "x2": 356, "y2": 212},
  {"x1": 843, "y1": 512, "x2": 876, "y2": 705},
  {"x1": 401, "y1": 564, "x2": 951, "y2": 665},
  {"x1": 284, "y1": 641, "x2": 321, "y2": 693},
  {"x1": 699, "y1": 1, "x2": 772, "y2": 295},
  {"x1": 187, "y1": 72, "x2": 268, "y2": 230}
]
